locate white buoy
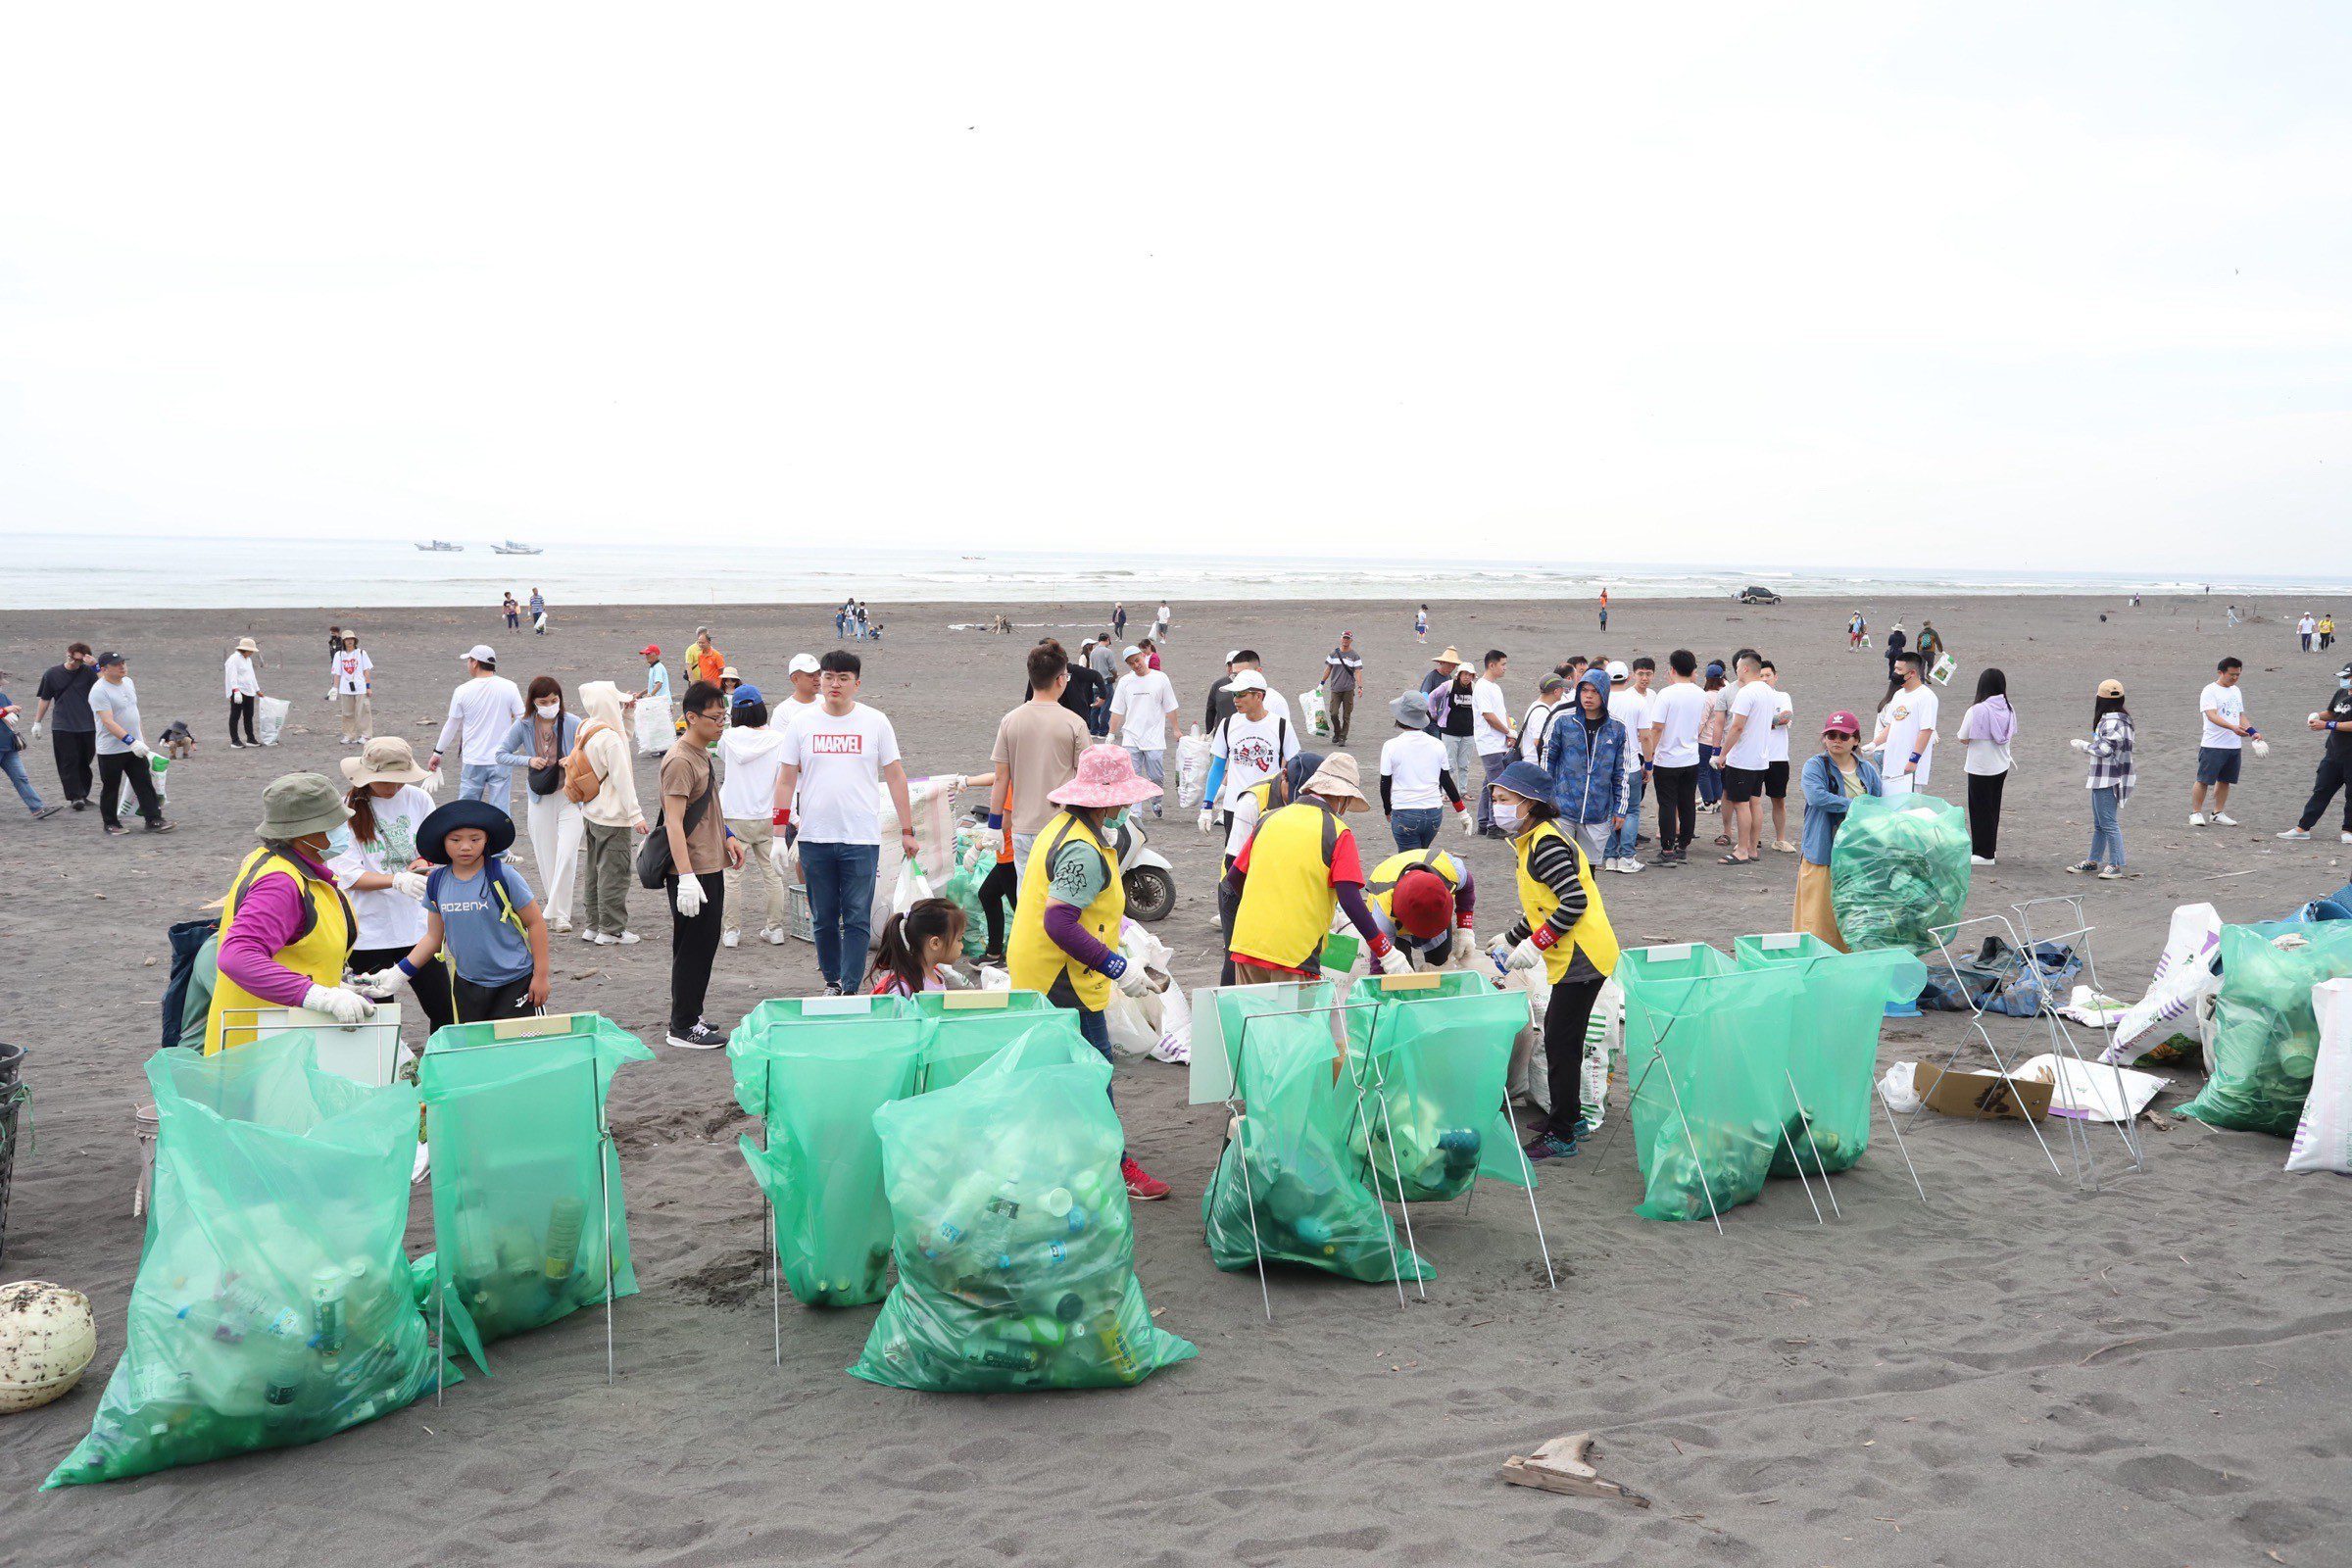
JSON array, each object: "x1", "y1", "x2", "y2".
[{"x1": 0, "y1": 1280, "x2": 98, "y2": 1414}]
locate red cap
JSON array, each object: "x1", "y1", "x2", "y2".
[
  {"x1": 639, "y1": 644, "x2": 661, "y2": 658},
  {"x1": 1822, "y1": 710, "x2": 1860, "y2": 736},
  {"x1": 1390, "y1": 865, "x2": 1456, "y2": 942}
]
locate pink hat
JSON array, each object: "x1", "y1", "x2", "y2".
[
  {"x1": 1821, "y1": 710, "x2": 1861, "y2": 736},
  {"x1": 1048, "y1": 744, "x2": 1165, "y2": 808}
]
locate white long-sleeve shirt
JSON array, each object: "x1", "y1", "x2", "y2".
[
  {"x1": 223, "y1": 652, "x2": 260, "y2": 699},
  {"x1": 434, "y1": 674, "x2": 524, "y2": 765}
]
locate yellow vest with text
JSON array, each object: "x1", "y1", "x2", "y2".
[
  {"x1": 1007, "y1": 809, "x2": 1124, "y2": 1010},
  {"x1": 1511, "y1": 819, "x2": 1619, "y2": 984},
  {"x1": 1228, "y1": 800, "x2": 1346, "y2": 971},
  {"x1": 204, "y1": 846, "x2": 356, "y2": 1054}
]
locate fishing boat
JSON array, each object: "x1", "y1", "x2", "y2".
[
  {"x1": 414, "y1": 539, "x2": 465, "y2": 552},
  {"x1": 489, "y1": 540, "x2": 544, "y2": 556}
]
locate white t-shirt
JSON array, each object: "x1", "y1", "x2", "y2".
[
  {"x1": 1723, "y1": 680, "x2": 1778, "y2": 771},
  {"x1": 1470, "y1": 676, "x2": 1512, "y2": 757},
  {"x1": 2199, "y1": 682, "x2": 2244, "y2": 749},
  {"x1": 1649, "y1": 682, "x2": 1706, "y2": 767},
  {"x1": 1381, "y1": 730, "x2": 1449, "y2": 810},
  {"x1": 326, "y1": 784, "x2": 436, "y2": 950},
  {"x1": 331, "y1": 649, "x2": 373, "y2": 697},
  {"x1": 1211, "y1": 710, "x2": 1299, "y2": 807},
  {"x1": 1111, "y1": 669, "x2": 1179, "y2": 750},
  {"x1": 1877, "y1": 684, "x2": 1940, "y2": 787},
  {"x1": 786, "y1": 702, "x2": 903, "y2": 845},
  {"x1": 1766, "y1": 689, "x2": 1794, "y2": 764},
  {"x1": 1608, "y1": 689, "x2": 1653, "y2": 759},
  {"x1": 1518, "y1": 699, "x2": 1564, "y2": 764},
  {"x1": 437, "y1": 675, "x2": 525, "y2": 765}
]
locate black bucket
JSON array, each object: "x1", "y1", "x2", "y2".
[{"x1": 0, "y1": 1043, "x2": 25, "y2": 1265}]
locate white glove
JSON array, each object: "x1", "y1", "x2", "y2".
[
  {"x1": 1450, "y1": 927, "x2": 1476, "y2": 964},
  {"x1": 2251, "y1": 738, "x2": 2270, "y2": 759},
  {"x1": 947, "y1": 774, "x2": 968, "y2": 794},
  {"x1": 1376, "y1": 946, "x2": 1413, "y2": 977},
  {"x1": 1198, "y1": 807, "x2": 1215, "y2": 833},
  {"x1": 769, "y1": 836, "x2": 797, "y2": 880},
  {"x1": 303, "y1": 983, "x2": 377, "y2": 1024},
  {"x1": 129, "y1": 739, "x2": 153, "y2": 760},
  {"x1": 2069, "y1": 737, "x2": 2090, "y2": 753},
  {"x1": 1457, "y1": 807, "x2": 1476, "y2": 837},
  {"x1": 391, "y1": 870, "x2": 429, "y2": 902},
  {"x1": 27, "y1": 720, "x2": 41, "y2": 742},
  {"x1": 1116, "y1": 961, "x2": 1155, "y2": 996},
  {"x1": 1504, "y1": 938, "x2": 1544, "y2": 972},
  {"x1": 421, "y1": 767, "x2": 444, "y2": 795},
  {"x1": 350, "y1": 966, "x2": 406, "y2": 999},
  {"x1": 673, "y1": 876, "x2": 706, "y2": 917}
]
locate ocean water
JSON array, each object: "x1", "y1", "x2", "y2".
[{"x1": 6, "y1": 533, "x2": 2343, "y2": 610}]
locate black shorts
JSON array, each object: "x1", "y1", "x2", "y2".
[
  {"x1": 1723, "y1": 765, "x2": 1767, "y2": 803},
  {"x1": 1764, "y1": 760, "x2": 1790, "y2": 800}
]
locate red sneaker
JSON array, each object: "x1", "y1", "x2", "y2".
[{"x1": 1122, "y1": 1154, "x2": 1171, "y2": 1201}]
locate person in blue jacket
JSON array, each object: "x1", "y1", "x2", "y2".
[
  {"x1": 1543, "y1": 668, "x2": 1630, "y2": 869},
  {"x1": 1794, "y1": 709, "x2": 1884, "y2": 950}
]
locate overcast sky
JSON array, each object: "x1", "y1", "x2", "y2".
[{"x1": 3, "y1": 4, "x2": 2345, "y2": 572}]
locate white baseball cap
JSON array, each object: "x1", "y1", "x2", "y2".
[
  {"x1": 462, "y1": 644, "x2": 496, "y2": 663},
  {"x1": 1606, "y1": 660, "x2": 1629, "y2": 682},
  {"x1": 1225, "y1": 649, "x2": 1244, "y2": 664},
  {"x1": 787, "y1": 653, "x2": 820, "y2": 675},
  {"x1": 1227, "y1": 670, "x2": 1269, "y2": 693},
  {"x1": 1122, "y1": 644, "x2": 1144, "y2": 660}
]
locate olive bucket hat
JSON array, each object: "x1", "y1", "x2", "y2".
[{"x1": 256, "y1": 772, "x2": 353, "y2": 840}]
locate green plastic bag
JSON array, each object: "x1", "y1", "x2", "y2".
[
  {"x1": 1618, "y1": 946, "x2": 1778, "y2": 1220},
  {"x1": 1830, "y1": 793, "x2": 1972, "y2": 954},
  {"x1": 911, "y1": 990, "x2": 1089, "y2": 1095},
  {"x1": 416, "y1": 1013, "x2": 653, "y2": 1369},
  {"x1": 937, "y1": 826, "x2": 994, "y2": 962},
  {"x1": 2179, "y1": 921, "x2": 2352, "y2": 1135},
  {"x1": 851, "y1": 1028, "x2": 1196, "y2": 1392},
  {"x1": 47, "y1": 1036, "x2": 446, "y2": 1488},
  {"x1": 1730, "y1": 940, "x2": 1926, "y2": 1176},
  {"x1": 1200, "y1": 984, "x2": 1431, "y2": 1282},
  {"x1": 731, "y1": 997, "x2": 925, "y2": 1306},
  {"x1": 1344, "y1": 973, "x2": 1531, "y2": 1201}
]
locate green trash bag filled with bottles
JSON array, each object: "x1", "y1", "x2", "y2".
[
  {"x1": 1345, "y1": 973, "x2": 1531, "y2": 1202},
  {"x1": 850, "y1": 1028, "x2": 1196, "y2": 1392},
  {"x1": 416, "y1": 1013, "x2": 653, "y2": 1369},
  {"x1": 2179, "y1": 920, "x2": 2352, "y2": 1135},
  {"x1": 46, "y1": 1035, "x2": 449, "y2": 1488},
  {"x1": 1200, "y1": 985, "x2": 1432, "y2": 1283},
  {"x1": 1830, "y1": 793, "x2": 1972, "y2": 954},
  {"x1": 937, "y1": 825, "x2": 995, "y2": 963}
]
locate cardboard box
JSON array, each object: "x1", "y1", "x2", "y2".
[{"x1": 1915, "y1": 1063, "x2": 2053, "y2": 1123}]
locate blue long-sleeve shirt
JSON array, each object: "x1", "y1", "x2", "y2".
[
  {"x1": 1799, "y1": 752, "x2": 1884, "y2": 865},
  {"x1": 495, "y1": 710, "x2": 582, "y2": 770}
]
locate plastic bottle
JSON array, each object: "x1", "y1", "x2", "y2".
[
  {"x1": 542, "y1": 1196, "x2": 587, "y2": 1289},
  {"x1": 310, "y1": 1264, "x2": 348, "y2": 1356}
]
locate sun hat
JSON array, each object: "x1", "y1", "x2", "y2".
[
  {"x1": 1491, "y1": 760, "x2": 1553, "y2": 807},
  {"x1": 2096, "y1": 678, "x2": 2126, "y2": 699},
  {"x1": 732, "y1": 683, "x2": 765, "y2": 708},
  {"x1": 1432, "y1": 646, "x2": 1463, "y2": 665},
  {"x1": 462, "y1": 644, "x2": 496, "y2": 664},
  {"x1": 235, "y1": 637, "x2": 260, "y2": 654},
  {"x1": 256, "y1": 772, "x2": 353, "y2": 840},
  {"x1": 340, "y1": 736, "x2": 429, "y2": 787},
  {"x1": 1821, "y1": 710, "x2": 1861, "y2": 737},
  {"x1": 1391, "y1": 688, "x2": 1431, "y2": 727},
  {"x1": 788, "y1": 653, "x2": 820, "y2": 675},
  {"x1": 1047, "y1": 744, "x2": 1164, "y2": 808},
  {"x1": 1390, "y1": 865, "x2": 1456, "y2": 942},
  {"x1": 416, "y1": 798, "x2": 517, "y2": 864},
  {"x1": 1605, "y1": 660, "x2": 1629, "y2": 683},
  {"x1": 720, "y1": 664, "x2": 741, "y2": 682},
  {"x1": 1298, "y1": 752, "x2": 1369, "y2": 812},
  {"x1": 639, "y1": 644, "x2": 661, "y2": 658},
  {"x1": 1227, "y1": 670, "x2": 1269, "y2": 694}
]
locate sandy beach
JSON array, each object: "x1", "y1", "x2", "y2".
[{"x1": 4, "y1": 590, "x2": 2349, "y2": 1566}]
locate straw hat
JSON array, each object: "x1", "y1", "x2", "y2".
[
  {"x1": 340, "y1": 736, "x2": 429, "y2": 787},
  {"x1": 234, "y1": 637, "x2": 259, "y2": 654},
  {"x1": 1298, "y1": 752, "x2": 1370, "y2": 812},
  {"x1": 1048, "y1": 744, "x2": 1164, "y2": 808},
  {"x1": 1431, "y1": 646, "x2": 1463, "y2": 666},
  {"x1": 256, "y1": 773, "x2": 352, "y2": 840}
]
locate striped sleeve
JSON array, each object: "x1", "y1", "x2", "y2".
[{"x1": 1501, "y1": 832, "x2": 1590, "y2": 946}]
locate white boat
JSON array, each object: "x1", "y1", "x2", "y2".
[
  {"x1": 414, "y1": 539, "x2": 465, "y2": 552},
  {"x1": 489, "y1": 540, "x2": 544, "y2": 556}
]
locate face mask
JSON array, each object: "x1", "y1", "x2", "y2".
[
  {"x1": 1493, "y1": 801, "x2": 1523, "y2": 833},
  {"x1": 2340, "y1": 677, "x2": 2350, "y2": 691},
  {"x1": 536, "y1": 702, "x2": 560, "y2": 718},
  {"x1": 1102, "y1": 808, "x2": 1129, "y2": 834}
]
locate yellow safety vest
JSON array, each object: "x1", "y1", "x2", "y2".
[
  {"x1": 1511, "y1": 818, "x2": 1619, "y2": 985},
  {"x1": 204, "y1": 845, "x2": 356, "y2": 1054},
  {"x1": 1006, "y1": 809, "x2": 1125, "y2": 1011},
  {"x1": 1366, "y1": 848, "x2": 1464, "y2": 927},
  {"x1": 1228, "y1": 800, "x2": 1346, "y2": 972}
]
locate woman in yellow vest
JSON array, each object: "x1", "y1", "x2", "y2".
[
  {"x1": 1005, "y1": 744, "x2": 1171, "y2": 1201},
  {"x1": 205, "y1": 773, "x2": 376, "y2": 1053},
  {"x1": 1486, "y1": 760, "x2": 1619, "y2": 1160},
  {"x1": 1223, "y1": 753, "x2": 1411, "y2": 982},
  {"x1": 1363, "y1": 846, "x2": 1479, "y2": 968}
]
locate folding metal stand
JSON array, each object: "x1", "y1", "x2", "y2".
[{"x1": 2012, "y1": 893, "x2": 2147, "y2": 1176}]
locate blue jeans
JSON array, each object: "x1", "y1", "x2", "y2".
[
  {"x1": 2, "y1": 750, "x2": 44, "y2": 812},
  {"x1": 460, "y1": 761, "x2": 514, "y2": 811},
  {"x1": 2089, "y1": 786, "x2": 2125, "y2": 868},
  {"x1": 1696, "y1": 745, "x2": 1723, "y2": 806},
  {"x1": 802, "y1": 841, "x2": 881, "y2": 990},
  {"x1": 1607, "y1": 771, "x2": 1646, "y2": 860},
  {"x1": 1123, "y1": 746, "x2": 1165, "y2": 815},
  {"x1": 1390, "y1": 807, "x2": 1441, "y2": 852}
]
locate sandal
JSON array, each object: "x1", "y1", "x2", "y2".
[
  {"x1": 1714, "y1": 833, "x2": 1733, "y2": 847},
  {"x1": 1717, "y1": 853, "x2": 1754, "y2": 865}
]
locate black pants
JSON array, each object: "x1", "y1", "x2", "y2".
[
  {"x1": 228, "y1": 694, "x2": 259, "y2": 745},
  {"x1": 669, "y1": 870, "x2": 724, "y2": 1031},
  {"x1": 453, "y1": 974, "x2": 534, "y2": 1024},
  {"x1": 978, "y1": 858, "x2": 1018, "y2": 956},
  {"x1": 1966, "y1": 769, "x2": 2006, "y2": 858},
  {"x1": 350, "y1": 944, "x2": 456, "y2": 1038},
  {"x1": 2300, "y1": 752, "x2": 2352, "y2": 833},
  {"x1": 97, "y1": 751, "x2": 164, "y2": 827},
  {"x1": 52, "y1": 728, "x2": 95, "y2": 805},
  {"x1": 1652, "y1": 763, "x2": 1698, "y2": 855},
  {"x1": 1540, "y1": 973, "x2": 1605, "y2": 1140},
  {"x1": 1216, "y1": 861, "x2": 1241, "y2": 985}
]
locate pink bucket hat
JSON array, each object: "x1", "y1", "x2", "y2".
[{"x1": 1048, "y1": 744, "x2": 1164, "y2": 808}]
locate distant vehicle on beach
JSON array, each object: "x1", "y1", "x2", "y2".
[
  {"x1": 490, "y1": 540, "x2": 544, "y2": 556},
  {"x1": 1737, "y1": 585, "x2": 1783, "y2": 605},
  {"x1": 415, "y1": 539, "x2": 465, "y2": 552}
]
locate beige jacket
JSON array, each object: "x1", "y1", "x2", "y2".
[{"x1": 577, "y1": 681, "x2": 646, "y2": 829}]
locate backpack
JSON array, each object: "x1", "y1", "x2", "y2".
[
  {"x1": 562, "y1": 719, "x2": 610, "y2": 805},
  {"x1": 162, "y1": 918, "x2": 217, "y2": 1053},
  {"x1": 636, "y1": 750, "x2": 719, "y2": 888}
]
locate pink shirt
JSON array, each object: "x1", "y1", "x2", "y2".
[{"x1": 216, "y1": 849, "x2": 339, "y2": 1006}]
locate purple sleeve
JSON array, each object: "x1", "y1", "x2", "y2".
[
  {"x1": 216, "y1": 873, "x2": 323, "y2": 1006},
  {"x1": 1454, "y1": 862, "x2": 1477, "y2": 921},
  {"x1": 1336, "y1": 882, "x2": 1383, "y2": 946},
  {"x1": 1042, "y1": 902, "x2": 1118, "y2": 973}
]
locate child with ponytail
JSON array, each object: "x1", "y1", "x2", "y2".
[{"x1": 866, "y1": 897, "x2": 968, "y2": 997}]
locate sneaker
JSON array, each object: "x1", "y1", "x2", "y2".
[
  {"x1": 1520, "y1": 1132, "x2": 1580, "y2": 1161},
  {"x1": 666, "y1": 1019, "x2": 727, "y2": 1050},
  {"x1": 32, "y1": 805, "x2": 62, "y2": 820},
  {"x1": 2189, "y1": 812, "x2": 2207, "y2": 826},
  {"x1": 145, "y1": 819, "x2": 174, "y2": 833},
  {"x1": 822, "y1": 982, "x2": 844, "y2": 998},
  {"x1": 1971, "y1": 855, "x2": 1997, "y2": 866},
  {"x1": 2213, "y1": 812, "x2": 2239, "y2": 827},
  {"x1": 103, "y1": 822, "x2": 127, "y2": 836},
  {"x1": 2278, "y1": 827, "x2": 2312, "y2": 841},
  {"x1": 69, "y1": 799, "x2": 87, "y2": 811},
  {"x1": 2065, "y1": 859, "x2": 2098, "y2": 874},
  {"x1": 2096, "y1": 865, "x2": 2127, "y2": 880},
  {"x1": 1121, "y1": 1154, "x2": 1171, "y2": 1200},
  {"x1": 579, "y1": 926, "x2": 603, "y2": 943},
  {"x1": 761, "y1": 926, "x2": 787, "y2": 946},
  {"x1": 228, "y1": 740, "x2": 246, "y2": 750},
  {"x1": 1600, "y1": 857, "x2": 1621, "y2": 873},
  {"x1": 721, "y1": 929, "x2": 740, "y2": 948},
  {"x1": 412, "y1": 1145, "x2": 431, "y2": 1185},
  {"x1": 979, "y1": 951, "x2": 1006, "y2": 966},
  {"x1": 1612, "y1": 858, "x2": 1643, "y2": 874},
  {"x1": 550, "y1": 916, "x2": 571, "y2": 934},
  {"x1": 614, "y1": 930, "x2": 642, "y2": 946},
  {"x1": 2341, "y1": 831, "x2": 2352, "y2": 845}
]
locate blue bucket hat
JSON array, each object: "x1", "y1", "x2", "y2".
[
  {"x1": 416, "y1": 798, "x2": 516, "y2": 864},
  {"x1": 1491, "y1": 760, "x2": 1553, "y2": 806}
]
